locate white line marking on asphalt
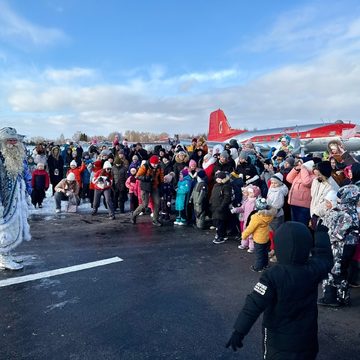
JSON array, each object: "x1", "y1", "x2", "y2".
[{"x1": 0, "y1": 257, "x2": 123, "y2": 288}]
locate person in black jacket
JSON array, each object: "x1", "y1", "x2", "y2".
[
  {"x1": 226, "y1": 222, "x2": 332, "y2": 359},
  {"x1": 209, "y1": 171, "x2": 232, "y2": 244}
]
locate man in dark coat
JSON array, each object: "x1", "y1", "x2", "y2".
[
  {"x1": 226, "y1": 222, "x2": 332, "y2": 359},
  {"x1": 212, "y1": 151, "x2": 235, "y2": 177},
  {"x1": 209, "y1": 171, "x2": 232, "y2": 244}
]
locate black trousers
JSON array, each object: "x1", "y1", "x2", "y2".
[{"x1": 31, "y1": 188, "x2": 46, "y2": 206}]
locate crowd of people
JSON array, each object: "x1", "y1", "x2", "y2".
[
  {"x1": 25, "y1": 134, "x2": 360, "y2": 308},
  {"x1": 1, "y1": 130, "x2": 359, "y2": 308},
  {"x1": 0, "y1": 126, "x2": 359, "y2": 358}
]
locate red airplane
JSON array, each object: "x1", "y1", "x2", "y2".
[{"x1": 208, "y1": 109, "x2": 360, "y2": 153}]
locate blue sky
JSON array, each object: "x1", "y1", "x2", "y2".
[{"x1": 1, "y1": 0, "x2": 360, "y2": 140}]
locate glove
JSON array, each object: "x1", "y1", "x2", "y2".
[
  {"x1": 166, "y1": 202, "x2": 171, "y2": 207},
  {"x1": 225, "y1": 330, "x2": 244, "y2": 352},
  {"x1": 230, "y1": 208, "x2": 237, "y2": 214}
]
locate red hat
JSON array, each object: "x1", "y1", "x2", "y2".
[{"x1": 149, "y1": 155, "x2": 160, "y2": 166}]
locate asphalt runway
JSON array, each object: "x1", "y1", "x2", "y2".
[{"x1": 0, "y1": 212, "x2": 359, "y2": 360}]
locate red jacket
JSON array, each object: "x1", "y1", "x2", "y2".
[
  {"x1": 92, "y1": 169, "x2": 113, "y2": 190},
  {"x1": 67, "y1": 163, "x2": 86, "y2": 187},
  {"x1": 31, "y1": 169, "x2": 50, "y2": 190}
]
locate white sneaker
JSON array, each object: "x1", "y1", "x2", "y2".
[
  {"x1": 238, "y1": 245, "x2": 247, "y2": 250},
  {"x1": 0, "y1": 254, "x2": 24, "y2": 270},
  {"x1": 55, "y1": 209, "x2": 61, "y2": 213},
  {"x1": 150, "y1": 213, "x2": 153, "y2": 218},
  {"x1": 247, "y1": 248, "x2": 255, "y2": 254},
  {"x1": 213, "y1": 237, "x2": 225, "y2": 244},
  {"x1": 209, "y1": 226, "x2": 216, "y2": 230}
]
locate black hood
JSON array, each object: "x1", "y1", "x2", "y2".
[
  {"x1": 274, "y1": 222, "x2": 312, "y2": 265},
  {"x1": 351, "y1": 162, "x2": 360, "y2": 183}
]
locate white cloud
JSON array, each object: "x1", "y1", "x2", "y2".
[
  {"x1": 2, "y1": 2, "x2": 360, "y2": 139},
  {"x1": 5, "y1": 50, "x2": 360, "y2": 138},
  {"x1": 44, "y1": 68, "x2": 96, "y2": 82},
  {"x1": 246, "y1": 4, "x2": 352, "y2": 55},
  {"x1": 0, "y1": 0, "x2": 67, "y2": 48}
]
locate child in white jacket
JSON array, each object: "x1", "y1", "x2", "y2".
[{"x1": 266, "y1": 173, "x2": 289, "y2": 262}]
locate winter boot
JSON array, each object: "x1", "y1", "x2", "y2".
[
  {"x1": 152, "y1": 219, "x2": 162, "y2": 227},
  {"x1": 0, "y1": 254, "x2": 24, "y2": 271},
  {"x1": 317, "y1": 285, "x2": 341, "y2": 307},
  {"x1": 337, "y1": 280, "x2": 351, "y2": 306}
]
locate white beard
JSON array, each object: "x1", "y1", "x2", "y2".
[{"x1": 0, "y1": 142, "x2": 25, "y2": 178}]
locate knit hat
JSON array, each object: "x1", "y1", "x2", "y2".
[
  {"x1": 247, "y1": 185, "x2": 261, "y2": 197},
  {"x1": 164, "y1": 173, "x2": 173, "y2": 183},
  {"x1": 220, "y1": 150, "x2": 229, "y2": 159},
  {"x1": 189, "y1": 159, "x2": 197, "y2": 168},
  {"x1": 303, "y1": 160, "x2": 314, "y2": 171},
  {"x1": 197, "y1": 169, "x2": 206, "y2": 179},
  {"x1": 100, "y1": 149, "x2": 109, "y2": 157},
  {"x1": 284, "y1": 157, "x2": 295, "y2": 167},
  {"x1": 114, "y1": 157, "x2": 123, "y2": 165},
  {"x1": 255, "y1": 197, "x2": 269, "y2": 210},
  {"x1": 316, "y1": 161, "x2": 332, "y2": 178},
  {"x1": 239, "y1": 151, "x2": 248, "y2": 160},
  {"x1": 132, "y1": 155, "x2": 139, "y2": 161},
  {"x1": 229, "y1": 139, "x2": 239, "y2": 149},
  {"x1": 271, "y1": 172, "x2": 283, "y2": 184},
  {"x1": 215, "y1": 171, "x2": 226, "y2": 179},
  {"x1": 130, "y1": 167, "x2": 137, "y2": 175},
  {"x1": 70, "y1": 160, "x2": 77, "y2": 167},
  {"x1": 66, "y1": 173, "x2": 76, "y2": 181},
  {"x1": 36, "y1": 163, "x2": 45, "y2": 169},
  {"x1": 324, "y1": 190, "x2": 338, "y2": 208},
  {"x1": 149, "y1": 155, "x2": 160, "y2": 166},
  {"x1": 103, "y1": 161, "x2": 112, "y2": 169},
  {"x1": 181, "y1": 168, "x2": 189, "y2": 177},
  {"x1": 203, "y1": 153, "x2": 212, "y2": 162}
]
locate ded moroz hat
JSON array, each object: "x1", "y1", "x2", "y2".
[{"x1": 0, "y1": 127, "x2": 25, "y2": 141}]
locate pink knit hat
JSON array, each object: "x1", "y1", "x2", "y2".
[
  {"x1": 189, "y1": 159, "x2": 197, "y2": 168},
  {"x1": 246, "y1": 185, "x2": 261, "y2": 197}
]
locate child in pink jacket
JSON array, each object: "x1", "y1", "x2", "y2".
[
  {"x1": 126, "y1": 167, "x2": 139, "y2": 212},
  {"x1": 231, "y1": 185, "x2": 261, "y2": 253}
]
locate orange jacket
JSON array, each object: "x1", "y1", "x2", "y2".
[{"x1": 136, "y1": 163, "x2": 164, "y2": 190}]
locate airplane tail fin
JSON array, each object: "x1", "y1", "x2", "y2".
[{"x1": 208, "y1": 109, "x2": 246, "y2": 142}]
